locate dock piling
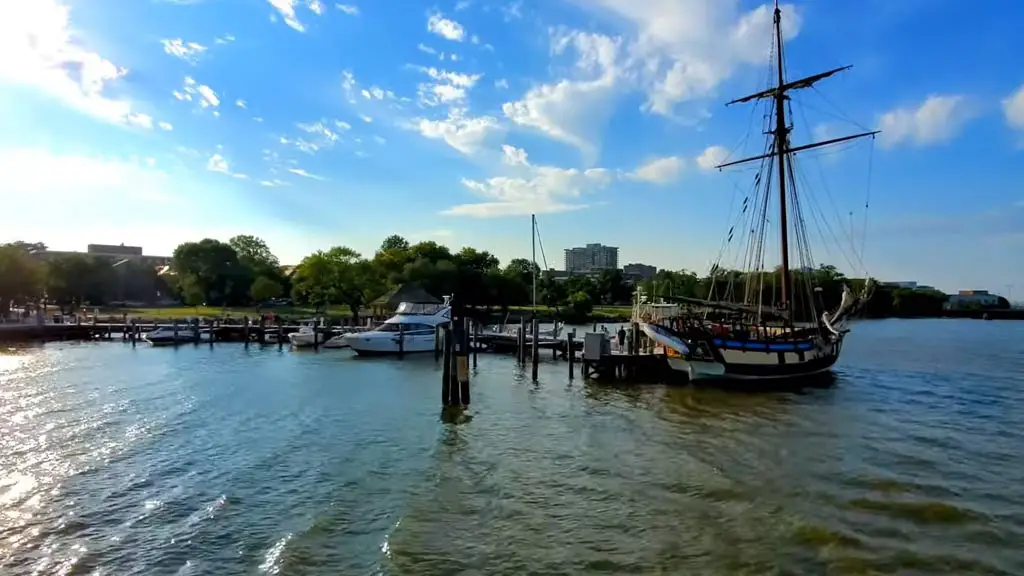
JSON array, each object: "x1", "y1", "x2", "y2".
[
  {"x1": 441, "y1": 325, "x2": 455, "y2": 405},
  {"x1": 243, "y1": 316, "x2": 250, "y2": 347},
  {"x1": 567, "y1": 329, "x2": 575, "y2": 379},
  {"x1": 277, "y1": 319, "x2": 284, "y2": 350},
  {"x1": 172, "y1": 320, "x2": 178, "y2": 344},
  {"x1": 531, "y1": 317, "x2": 539, "y2": 381},
  {"x1": 398, "y1": 322, "x2": 405, "y2": 357},
  {"x1": 472, "y1": 319, "x2": 478, "y2": 369}
]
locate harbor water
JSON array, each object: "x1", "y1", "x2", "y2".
[{"x1": 1, "y1": 319, "x2": 1022, "y2": 575}]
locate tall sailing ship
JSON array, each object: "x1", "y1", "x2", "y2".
[{"x1": 640, "y1": 1, "x2": 876, "y2": 382}]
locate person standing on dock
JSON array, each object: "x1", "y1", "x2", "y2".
[{"x1": 617, "y1": 326, "x2": 627, "y2": 352}]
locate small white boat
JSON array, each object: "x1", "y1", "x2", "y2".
[
  {"x1": 342, "y1": 297, "x2": 451, "y2": 356},
  {"x1": 142, "y1": 325, "x2": 210, "y2": 345},
  {"x1": 488, "y1": 322, "x2": 561, "y2": 340},
  {"x1": 288, "y1": 320, "x2": 323, "y2": 348}
]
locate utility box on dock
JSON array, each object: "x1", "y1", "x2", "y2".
[{"x1": 583, "y1": 333, "x2": 609, "y2": 360}]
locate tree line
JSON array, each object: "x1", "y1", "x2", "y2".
[{"x1": 0, "y1": 236, "x2": 1004, "y2": 322}]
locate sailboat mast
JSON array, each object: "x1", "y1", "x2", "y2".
[
  {"x1": 531, "y1": 214, "x2": 537, "y2": 313},
  {"x1": 772, "y1": 1, "x2": 792, "y2": 311}
]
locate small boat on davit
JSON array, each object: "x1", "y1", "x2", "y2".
[{"x1": 640, "y1": 1, "x2": 877, "y2": 383}]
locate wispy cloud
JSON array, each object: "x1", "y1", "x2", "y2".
[
  {"x1": 161, "y1": 39, "x2": 207, "y2": 64},
  {"x1": 288, "y1": 167, "x2": 326, "y2": 180}
]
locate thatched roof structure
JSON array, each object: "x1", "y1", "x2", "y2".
[{"x1": 370, "y1": 282, "x2": 441, "y2": 308}]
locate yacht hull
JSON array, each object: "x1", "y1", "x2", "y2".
[{"x1": 345, "y1": 332, "x2": 436, "y2": 356}]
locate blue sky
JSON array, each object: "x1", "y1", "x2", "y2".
[{"x1": 1, "y1": 0, "x2": 1022, "y2": 296}]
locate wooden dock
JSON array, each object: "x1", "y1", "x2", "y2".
[{"x1": 1, "y1": 317, "x2": 675, "y2": 384}]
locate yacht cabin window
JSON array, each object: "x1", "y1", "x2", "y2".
[
  {"x1": 376, "y1": 323, "x2": 434, "y2": 333},
  {"x1": 395, "y1": 302, "x2": 442, "y2": 315}
]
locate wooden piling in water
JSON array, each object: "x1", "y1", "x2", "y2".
[
  {"x1": 531, "y1": 317, "x2": 539, "y2": 381},
  {"x1": 243, "y1": 316, "x2": 250, "y2": 347},
  {"x1": 130, "y1": 319, "x2": 136, "y2": 346},
  {"x1": 472, "y1": 319, "x2": 478, "y2": 368},
  {"x1": 208, "y1": 318, "x2": 216, "y2": 346},
  {"x1": 398, "y1": 322, "x2": 405, "y2": 357},
  {"x1": 459, "y1": 316, "x2": 471, "y2": 405},
  {"x1": 312, "y1": 317, "x2": 319, "y2": 350},
  {"x1": 277, "y1": 319, "x2": 284, "y2": 350},
  {"x1": 567, "y1": 329, "x2": 575, "y2": 379},
  {"x1": 441, "y1": 325, "x2": 455, "y2": 405},
  {"x1": 172, "y1": 320, "x2": 178, "y2": 344},
  {"x1": 258, "y1": 315, "x2": 266, "y2": 345}
]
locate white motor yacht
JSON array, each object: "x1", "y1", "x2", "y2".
[{"x1": 342, "y1": 297, "x2": 451, "y2": 356}]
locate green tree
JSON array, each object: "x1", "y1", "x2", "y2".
[
  {"x1": 0, "y1": 243, "x2": 43, "y2": 318},
  {"x1": 379, "y1": 234, "x2": 410, "y2": 253},
  {"x1": 251, "y1": 275, "x2": 284, "y2": 303},
  {"x1": 566, "y1": 291, "x2": 593, "y2": 321},
  {"x1": 291, "y1": 252, "x2": 337, "y2": 311},
  {"x1": 324, "y1": 246, "x2": 381, "y2": 323},
  {"x1": 44, "y1": 254, "x2": 112, "y2": 313},
  {"x1": 229, "y1": 235, "x2": 280, "y2": 269},
  {"x1": 171, "y1": 239, "x2": 253, "y2": 306}
]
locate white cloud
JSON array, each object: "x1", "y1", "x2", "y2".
[
  {"x1": 418, "y1": 44, "x2": 439, "y2": 56},
  {"x1": 502, "y1": 31, "x2": 622, "y2": 161},
  {"x1": 1003, "y1": 83, "x2": 1024, "y2": 131},
  {"x1": 196, "y1": 84, "x2": 220, "y2": 107},
  {"x1": 455, "y1": 0, "x2": 472, "y2": 10},
  {"x1": 0, "y1": 0, "x2": 155, "y2": 128},
  {"x1": 235, "y1": 99, "x2": 247, "y2": 108},
  {"x1": 215, "y1": 34, "x2": 235, "y2": 44},
  {"x1": 288, "y1": 167, "x2": 325, "y2": 180},
  {"x1": 207, "y1": 153, "x2": 230, "y2": 173},
  {"x1": 158, "y1": 121, "x2": 174, "y2": 131},
  {"x1": 416, "y1": 108, "x2": 503, "y2": 155},
  {"x1": 176, "y1": 76, "x2": 221, "y2": 113},
  {"x1": 267, "y1": 0, "x2": 326, "y2": 32},
  {"x1": 696, "y1": 145, "x2": 729, "y2": 170},
  {"x1": 336, "y1": 3, "x2": 359, "y2": 15},
  {"x1": 877, "y1": 95, "x2": 973, "y2": 148},
  {"x1": 495, "y1": 78, "x2": 509, "y2": 89},
  {"x1": 360, "y1": 115, "x2": 373, "y2": 123},
  {"x1": 414, "y1": 66, "x2": 482, "y2": 106},
  {"x1": 501, "y1": 1, "x2": 523, "y2": 21},
  {"x1": 525, "y1": 0, "x2": 803, "y2": 135},
  {"x1": 341, "y1": 70, "x2": 358, "y2": 103},
  {"x1": 629, "y1": 156, "x2": 684, "y2": 184},
  {"x1": 502, "y1": 144, "x2": 529, "y2": 166},
  {"x1": 444, "y1": 145, "x2": 611, "y2": 217},
  {"x1": 161, "y1": 39, "x2": 207, "y2": 64},
  {"x1": 427, "y1": 13, "x2": 466, "y2": 42}
]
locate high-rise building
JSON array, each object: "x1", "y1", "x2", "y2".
[
  {"x1": 623, "y1": 263, "x2": 657, "y2": 279},
  {"x1": 564, "y1": 243, "x2": 619, "y2": 273}
]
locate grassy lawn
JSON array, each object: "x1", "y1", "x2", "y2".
[{"x1": 97, "y1": 304, "x2": 634, "y2": 320}]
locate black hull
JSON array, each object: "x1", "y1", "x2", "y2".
[{"x1": 659, "y1": 323, "x2": 844, "y2": 382}]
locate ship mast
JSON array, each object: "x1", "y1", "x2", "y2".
[
  {"x1": 772, "y1": 2, "x2": 791, "y2": 310},
  {"x1": 716, "y1": 1, "x2": 879, "y2": 314}
]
